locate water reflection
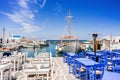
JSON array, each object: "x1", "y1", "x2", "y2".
[{"x1": 20, "y1": 44, "x2": 57, "y2": 58}]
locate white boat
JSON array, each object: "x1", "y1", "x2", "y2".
[{"x1": 56, "y1": 10, "x2": 82, "y2": 53}]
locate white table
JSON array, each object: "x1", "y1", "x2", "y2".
[
  {"x1": 1, "y1": 56, "x2": 20, "y2": 71},
  {"x1": 23, "y1": 63, "x2": 50, "y2": 80},
  {"x1": 24, "y1": 68, "x2": 50, "y2": 80},
  {"x1": 0, "y1": 63, "x2": 12, "y2": 80}
]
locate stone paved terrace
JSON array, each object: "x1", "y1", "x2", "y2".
[
  {"x1": 11, "y1": 57, "x2": 78, "y2": 80},
  {"x1": 52, "y1": 57, "x2": 78, "y2": 80}
]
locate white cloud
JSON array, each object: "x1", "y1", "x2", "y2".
[
  {"x1": 0, "y1": 0, "x2": 40, "y2": 33},
  {"x1": 40, "y1": 0, "x2": 46, "y2": 8},
  {"x1": 18, "y1": 0, "x2": 29, "y2": 9},
  {"x1": 34, "y1": 0, "x2": 47, "y2": 8},
  {"x1": 21, "y1": 22, "x2": 39, "y2": 33},
  {"x1": 56, "y1": 2, "x2": 61, "y2": 13},
  {"x1": 54, "y1": 2, "x2": 62, "y2": 15}
]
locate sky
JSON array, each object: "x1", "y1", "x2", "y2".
[{"x1": 0, "y1": 0, "x2": 120, "y2": 40}]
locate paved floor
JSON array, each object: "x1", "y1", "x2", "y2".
[
  {"x1": 52, "y1": 57, "x2": 78, "y2": 80},
  {"x1": 12, "y1": 57, "x2": 78, "y2": 80}
]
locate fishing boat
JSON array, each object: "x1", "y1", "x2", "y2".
[{"x1": 56, "y1": 10, "x2": 82, "y2": 53}]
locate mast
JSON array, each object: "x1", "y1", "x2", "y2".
[
  {"x1": 110, "y1": 33, "x2": 112, "y2": 51},
  {"x1": 3, "y1": 27, "x2": 5, "y2": 48},
  {"x1": 66, "y1": 10, "x2": 74, "y2": 36}
]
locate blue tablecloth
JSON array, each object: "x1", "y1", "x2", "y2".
[
  {"x1": 112, "y1": 57, "x2": 120, "y2": 61},
  {"x1": 66, "y1": 52, "x2": 76, "y2": 57},
  {"x1": 102, "y1": 71, "x2": 120, "y2": 80},
  {"x1": 75, "y1": 58, "x2": 99, "y2": 80},
  {"x1": 86, "y1": 52, "x2": 102, "y2": 57},
  {"x1": 113, "y1": 52, "x2": 120, "y2": 55},
  {"x1": 75, "y1": 58, "x2": 98, "y2": 67},
  {"x1": 75, "y1": 58, "x2": 90, "y2": 61},
  {"x1": 77, "y1": 59, "x2": 98, "y2": 67}
]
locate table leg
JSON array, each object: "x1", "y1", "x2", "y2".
[
  {"x1": 9, "y1": 67, "x2": 12, "y2": 80},
  {"x1": 47, "y1": 73, "x2": 48, "y2": 80},
  {"x1": 86, "y1": 68, "x2": 88, "y2": 80},
  {"x1": 1, "y1": 71, "x2": 3, "y2": 80},
  {"x1": 14, "y1": 61, "x2": 16, "y2": 71}
]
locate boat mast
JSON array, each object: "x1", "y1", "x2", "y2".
[
  {"x1": 3, "y1": 27, "x2": 5, "y2": 47},
  {"x1": 110, "y1": 33, "x2": 112, "y2": 51},
  {"x1": 66, "y1": 10, "x2": 74, "y2": 37}
]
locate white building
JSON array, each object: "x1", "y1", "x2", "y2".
[
  {"x1": 11, "y1": 35, "x2": 21, "y2": 43},
  {"x1": 100, "y1": 35, "x2": 120, "y2": 50}
]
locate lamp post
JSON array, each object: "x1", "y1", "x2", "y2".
[{"x1": 92, "y1": 33, "x2": 98, "y2": 56}]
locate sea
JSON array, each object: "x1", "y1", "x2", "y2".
[{"x1": 20, "y1": 40, "x2": 87, "y2": 58}]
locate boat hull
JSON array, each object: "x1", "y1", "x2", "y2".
[{"x1": 56, "y1": 41, "x2": 82, "y2": 53}]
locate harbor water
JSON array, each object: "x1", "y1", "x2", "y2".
[
  {"x1": 20, "y1": 43, "x2": 57, "y2": 58},
  {"x1": 20, "y1": 40, "x2": 87, "y2": 58}
]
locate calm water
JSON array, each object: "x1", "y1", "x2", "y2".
[
  {"x1": 20, "y1": 40, "x2": 87, "y2": 58},
  {"x1": 20, "y1": 43, "x2": 57, "y2": 58}
]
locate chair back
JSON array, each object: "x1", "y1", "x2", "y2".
[
  {"x1": 113, "y1": 59, "x2": 120, "y2": 72},
  {"x1": 99, "y1": 54, "x2": 108, "y2": 67},
  {"x1": 67, "y1": 57, "x2": 74, "y2": 66},
  {"x1": 74, "y1": 54, "x2": 80, "y2": 58},
  {"x1": 89, "y1": 64, "x2": 104, "y2": 80},
  {"x1": 62, "y1": 52, "x2": 66, "y2": 57},
  {"x1": 67, "y1": 57, "x2": 75, "y2": 73},
  {"x1": 103, "y1": 51, "x2": 113, "y2": 60},
  {"x1": 114, "y1": 60, "x2": 120, "y2": 66},
  {"x1": 94, "y1": 64, "x2": 104, "y2": 80},
  {"x1": 79, "y1": 51, "x2": 86, "y2": 58}
]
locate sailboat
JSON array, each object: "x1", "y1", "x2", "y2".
[{"x1": 56, "y1": 10, "x2": 82, "y2": 53}]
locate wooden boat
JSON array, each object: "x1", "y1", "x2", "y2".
[{"x1": 56, "y1": 10, "x2": 82, "y2": 53}]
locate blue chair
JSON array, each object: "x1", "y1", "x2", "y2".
[
  {"x1": 78, "y1": 51, "x2": 86, "y2": 58},
  {"x1": 114, "y1": 53, "x2": 120, "y2": 58},
  {"x1": 86, "y1": 51, "x2": 97, "y2": 61},
  {"x1": 104, "y1": 51, "x2": 113, "y2": 60},
  {"x1": 72, "y1": 60, "x2": 80, "y2": 76},
  {"x1": 89, "y1": 64, "x2": 104, "y2": 80},
  {"x1": 112, "y1": 60, "x2": 120, "y2": 72},
  {"x1": 88, "y1": 55, "x2": 96, "y2": 61},
  {"x1": 102, "y1": 51, "x2": 113, "y2": 71},
  {"x1": 99, "y1": 54, "x2": 108, "y2": 68},
  {"x1": 73, "y1": 54, "x2": 80, "y2": 58},
  {"x1": 107, "y1": 52, "x2": 113, "y2": 71},
  {"x1": 96, "y1": 50, "x2": 103, "y2": 53},
  {"x1": 62, "y1": 52, "x2": 67, "y2": 63},
  {"x1": 74, "y1": 62, "x2": 86, "y2": 79},
  {"x1": 113, "y1": 49, "x2": 120, "y2": 53},
  {"x1": 67, "y1": 57, "x2": 75, "y2": 74}
]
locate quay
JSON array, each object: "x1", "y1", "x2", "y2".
[
  {"x1": 0, "y1": 42, "x2": 120, "y2": 80},
  {"x1": 52, "y1": 57, "x2": 77, "y2": 80},
  {"x1": 0, "y1": 50, "x2": 78, "y2": 80},
  {"x1": 0, "y1": 45, "x2": 120, "y2": 80}
]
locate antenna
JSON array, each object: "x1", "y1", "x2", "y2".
[{"x1": 65, "y1": 9, "x2": 75, "y2": 36}]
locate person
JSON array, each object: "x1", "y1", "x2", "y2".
[
  {"x1": 0, "y1": 38, "x2": 2, "y2": 43},
  {"x1": 87, "y1": 45, "x2": 93, "y2": 51}
]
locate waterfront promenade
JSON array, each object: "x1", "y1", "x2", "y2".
[{"x1": 53, "y1": 57, "x2": 77, "y2": 80}]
